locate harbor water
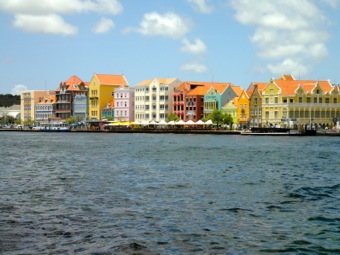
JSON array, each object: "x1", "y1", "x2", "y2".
[{"x1": 1, "y1": 132, "x2": 339, "y2": 254}]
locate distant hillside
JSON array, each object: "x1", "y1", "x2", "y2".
[{"x1": 0, "y1": 94, "x2": 20, "y2": 107}]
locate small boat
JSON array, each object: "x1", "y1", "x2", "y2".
[{"x1": 32, "y1": 122, "x2": 70, "y2": 132}]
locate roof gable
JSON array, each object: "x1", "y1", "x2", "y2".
[{"x1": 95, "y1": 74, "x2": 128, "y2": 86}]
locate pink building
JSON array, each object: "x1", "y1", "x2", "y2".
[{"x1": 113, "y1": 85, "x2": 135, "y2": 122}]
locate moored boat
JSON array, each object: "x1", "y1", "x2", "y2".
[{"x1": 32, "y1": 122, "x2": 70, "y2": 132}]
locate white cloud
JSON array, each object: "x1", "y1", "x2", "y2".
[
  {"x1": 187, "y1": 0, "x2": 214, "y2": 14},
  {"x1": 181, "y1": 38, "x2": 207, "y2": 55},
  {"x1": 0, "y1": 0, "x2": 123, "y2": 35},
  {"x1": 134, "y1": 12, "x2": 191, "y2": 39},
  {"x1": 180, "y1": 62, "x2": 208, "y2": 73},
  {"x1": 230, "y1": 0, "x2": 330, "y2": 76},
  {"x1": 93, "y1": 18, "x2": 115, "y2": 34},
  {"x1": 14, "y1": 14, "x2": 77, "y2": 36},
  {"x1": 0, "y1": 0, "x2": 123, "y2": 15},
  {"x1": 11, "y1": 84, "x2": 28, "y2": 95},
  {"x1": 267, "y1": 59, "x2": 308, "y2": 77}
]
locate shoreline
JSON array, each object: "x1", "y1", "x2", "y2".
[{"x1": 1, "y1": 128, "x2": 339, "y2": 136}]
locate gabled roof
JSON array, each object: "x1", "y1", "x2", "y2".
[
  {"x1": 57, "y1": 75, "x2": 87, "y2": 91},
  {"x1": 230, "y1": 85, "x2": 243, "y2": 96},
  {"x1": 273, "y1": 79, "x2": 333, "y2": 95},
  {"x1": 279, "y1": 74, "x2": 295, "y2": 81},
  {"x1": 95, "y1": 74, "x2": 128, "y2": 86}
]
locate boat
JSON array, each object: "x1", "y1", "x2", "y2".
[{"x1": 32, "y1": 122, "x2": 70, "y2": 132}]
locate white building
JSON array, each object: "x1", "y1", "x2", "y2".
[
  {"x1": 113, "y1": 85, "x2": 135, "y2": 122},
  {"x1": 134, "y1": 78, "x2": 181, "y2": 122}
]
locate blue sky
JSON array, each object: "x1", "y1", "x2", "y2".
[{"x1": 1, "y1": 0, "x2": 340, "y2": 95}]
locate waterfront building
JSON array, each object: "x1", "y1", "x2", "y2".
[
  {"x1": 261, "y1": 76, "x2": 340, "y2": 128},
  {"x1": 20, "y1": 90, "x2": 56, "y2": 122},
  {"x1": 35, "y1": 95, "x2": 56, "y2": 122},
  {"x1": 203, "y1": 83, "x2": 240, "y2": 117},
  {"x1": 134, "y1": 78, "x2": 181, "y2": 122},
  {"x1": 113, "y1": 85, "x2": 135, "y2": 122},
  {"x1": 237, "y1": 89, "x2": 250, "y2": 129},
  {"x1": 248, "y1": 82, "x2": 267, "y2": 128},
  {"x1": 73, "y1": 93, "x2": 88, "y2": 120},
  {"x1": 55, "y1": 75, "x2": 88, "y2": 120},
  {"x1": 88, "y1": 74, "x2": 129, "y2": 120},
  {"x1": 222, "y1": 97, "x2": 238, "y2": 127}
]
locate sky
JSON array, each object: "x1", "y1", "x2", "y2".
[{"x1": 1, "y1": 0, "x2": 340, "y2": 95}]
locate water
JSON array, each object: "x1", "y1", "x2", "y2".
[{"x1": 1, "y1": 132, "x2": 339, "y2": 255}]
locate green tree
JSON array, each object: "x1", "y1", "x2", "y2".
[
  {"x1": 23, "y1": 118, "x2": 34, "y2": 127},
  {"x1": 204, "y1": 109, "x2": 234, "y2": 128},
  {"x1": 167, "y1": 113, "x2": 180, "y2": 122},
  {"x1": 65, "y1": 117, "x2": 76, "y2": 124}
]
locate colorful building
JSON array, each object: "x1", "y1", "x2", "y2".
[
  {"x1": 35, "y1": 94, "x2": 56, "y2": 122},
  {"x1": 222, "y1": 97, "x2": 238, "y2": 127},
  {"x1": 55, "y1": 75, "x2": 88, "y2": 120},
  {"x1": 20, "y1": 90, "x2": 56, "y2": 122},
  {"x1": 88, "y1": 74, "x2": 129, "y2": 120},
  {"x1": 248, "y1": 82, "x2": 267, "y2": 128},
  {"x1": 237, "y1": 89, "x2": 250, "y2": 128},
  {"x1": 134, "y1": 78, "x2": 181, "y2": 122},
  {"x1": 113, "y1": 85, "x2": 135, "y2": 122},
  {"x1": 203, "y1": 83, "x2": 240, "y2": 117},
  {"x1": 261, "y1": 76, "x2": 340, "y2": 128},
  {"x1": 73, "y1": 94, "x2": 88, "y2": 120}
]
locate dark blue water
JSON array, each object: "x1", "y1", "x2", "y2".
[{"x1": 1, "y1": 132, "x2": 339, "y2": 255}]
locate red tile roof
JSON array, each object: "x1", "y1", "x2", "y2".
[
  {"x1": 95, "y1": 74, "x2": 128, "y2": 86},
  {"x1": 273, "y1": 79, "x2": 333, "y2": 95}
]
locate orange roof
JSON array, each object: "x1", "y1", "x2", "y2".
[
  {"x1": 279, "y1": 74, "x2": 295, "y2": 81},
  {"x1": 273, "y1": 79, "x2": 333, "y2": 95},
  {"x1": 57, "y1": 75, "x2": 87, "y2": 91},
  {"x1": 230, "y1": 85, "x2": 243, "y2": 96},
  {"x1": 37, "y1": 95, "x2": 56, "y2": 105},
  {"x1": 95, "y1": 74, "x2": 128, "y2": 86},
  {"x1": 187, "y1": 85, "x2": 210, "y2": 96}
]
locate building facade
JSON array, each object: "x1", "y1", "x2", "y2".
[
  {"x1": 20, "y1": 90, "x2": 56, "y2": 122},
  {"x1": 55, "y1": 75, "x2": 88, "y2": 120},
  {"x1": 113, "y1": 85, "x2": 135, "y2": 122},
  {"x1": 261, "y1": 78, "x2": 340, "y2": 128},
  {"x1": 134, "y1": 78, "x2": 181, "y2": 122},
  {"x1": 35, "y1": 95, "x2": 56, "y2": 122},
  {"x1": 88, "y1": 74, "x2": 129, "y2": 120},
  {"x1": 73, "y1": 94, "x2": 88, "y2": 120},
  {"x1": 248, "y1": 83, "x2": 267, "y2": 128}
]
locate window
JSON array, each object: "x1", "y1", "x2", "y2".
[
  {"x1": 299, "y1": 97, "x2": 302, "y2": 103},
  {"x1": 275, "y1": 97, "x2": 278, "y2": 103},
  {"x1": 265, "y1": 98, "x2": 269, "y2": 104},
  {"x1": 307, "y1": 97, "x2": 311, "y2": 103},
  {"x1": 319, "y1": 98, "x2": 322, "y2": 103}
]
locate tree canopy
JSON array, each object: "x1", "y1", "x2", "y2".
[
  {"x1": 204, "y1": 109, "x2": 233, "y2": 127},
  {"x1": 167, "y1": 113, "x2": 180, "y2": 122}
]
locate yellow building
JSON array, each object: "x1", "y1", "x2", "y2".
[
  {"x1": 261, "y1": 76, "x2": 339, "y2": 128},
  {"x1": 88, "y1": 74, "x2": 128, "y2": 120},
  {"x1": 237, "y1": 89, "x2": 250, "y2": 128}
]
